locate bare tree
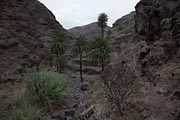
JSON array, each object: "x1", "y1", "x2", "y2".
[{"x1": 102, "y1": 61, "x2": 137, "y2": 116}]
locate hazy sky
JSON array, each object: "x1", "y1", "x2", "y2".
[{"x1": 39, "y1": 0, "x2": 140, "y2": 29}]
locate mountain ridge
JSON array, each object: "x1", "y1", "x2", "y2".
[{"x1": 68, "y1": 22, "x2": 110, "y2": 40}]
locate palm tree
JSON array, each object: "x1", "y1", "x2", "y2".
[
  {"x1": 88, "y1": 37, "x2": 113, "y2": 71},
  {"x1": 52, "y1": 32, "x2": 68, "y2": 57},
  {"x1": 52, "y1": 32, "x2": 68, "y2": 72},
  {"x1": 55, "y1": 56, "x2": 68, "y2": 73},
  {"x1": 98, "y1": 13, "x2": 108, "y2": 38},
  {"x1": 72, "y1": 35, "x2": 87, "y2": 82}
]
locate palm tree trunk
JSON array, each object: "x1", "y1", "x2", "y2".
[
  {"x1": 56, "y1": 51, "x2": 59, "y2": 72},
  {"x1": 102, "y1": 27, "x2": 104, "y2": 38},
  {"x1": 80, "y1": 51, "x2": 83, "y2": 82},
  {"x1": 101, "y1": 58, "x2": 104, "y2": 71}
]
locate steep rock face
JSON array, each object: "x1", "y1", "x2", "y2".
[
  {"x1": 135, "y1": 0, "x2": 180, "y2": 43},
  {"x1": 0, "y1": 0, "x2": 65, "y2": 83},
  {"x1": 105, "y1": 0, "x2": 180, "y2": 120},
  {"x1": 111, "y1": 12, "x2": 136, "y2": 53},
  {"x1": 68, "y1": 22, "x2": 110, "y2": 41}
]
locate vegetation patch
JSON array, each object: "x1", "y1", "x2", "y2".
[
  {"x1": 25, "y1": 72, "x2": 69, "y2": 109},
  {"x1": 9, "y1": 101, "x2": 39, "y2": 120}
]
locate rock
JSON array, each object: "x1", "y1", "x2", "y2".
[
  {"x1": 51, "y1": 112, "x2": 66, "y2": 120},
  {"x1": 173, "y1": 91, "x2": 180, "y2": 100},
  {"x1": 79, "y1": 105, "x2": 96, "y2": 120},
  {"x1": 83, "y1": 68, "x2": 100, "y2": 75},
  {"x1": 81, "y1": 84, "x2": 89, "y2": 91},
  {"x1": 0, "y1": 39, "x2": 18, "y2": 49},
  {"x1": 65, "y1": 109, "x2": 75, "y2": 117},
  {"x1": 15, "y1": 65, "x2": 25, "y2": 74},
  {"x1": 72, "y1": 103, "x2": 79, "y2": 109}
]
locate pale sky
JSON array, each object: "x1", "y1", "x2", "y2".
[{"x1": 39, "y1": 0, "x2": 140, "y2": 29}]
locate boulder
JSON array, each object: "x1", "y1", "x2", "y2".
[
  {"x1": 83, "y1": 68, "x2": 100, "y2": 75},
  {"x1": 173, "y1": 91, "x2": 180, "y2": 100},
  {"x1": 0, "y1": 39, "x2": 18, "y2": 49},
  {"x1": 81, "y1": 84, "x2": 89, "y2": 91},
  {"x1": 65, "y1": 109, "x2": 75, "y2": 117}
]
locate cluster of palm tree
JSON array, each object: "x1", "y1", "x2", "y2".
[
  {"x1": 51, "y1": 13, "x2": 113, "y2": 81},
  {"x1": 52, "y1": 32, "x2": 69, "y2": 73},
  {"x1": 72, "y1": 13, "x2": 113, "y2": 81}
]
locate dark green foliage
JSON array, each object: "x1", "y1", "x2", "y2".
[
  {"x1": 73, "y1": 35, "x2": 87, "y2": 56},
  {"x1": 52, "y1": 32, "x2": 68, "y2": 57},
  {"x1": 173, "y1": 12, "x2": 180, "y2": 21},
  {"x1": 41, "y1": 117, "x2": 53, "y2": 120},
  {"x1": 25, "y1": 72, "x2": 69, "y2": 108},
  {"x1": 98, "y1": 13, "x2": 108, "y2": 28},
  {"x1": 55, "y1": 56, "x2": 69, "y2": 73},
  {"x1": 51, "y1": 32, "x2": 69, "y2": 72},
  {"x1": 88, "y1": 37, "x2": 113, "y2": 71},
  {"x1": 107, "y1": 30, "x2": 112, "y2": 37},
  {"x1": 9, "y1": 101, "x2": 39, "y2": 120},
  {"x1": 0, "y1": 107, "x2": 5, "y2": 120},
  {"x1": 161, "y1": 12, "x2": 180, "y2": 25},
  {"x1": 161, "y1": 17, "x2": 172, "y2": 25},
  {"x1": 98, "y1": 13, "x2": 108, "y2": 37}
]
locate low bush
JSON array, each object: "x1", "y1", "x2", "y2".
[
  {"x1": 25, "y1": 72, "x2": 69, "y2": 109},
  {"x1": 102, "y1": 62, "x2": 137, "y2": 116},
  {"x1": 41, "y1": 117, "x2": 53, "y2": 120},
  {"x1": 9, "y1": 101, "x2": 39, "y2": 120},
  {"x1": 161, "y1": 17, "x2": 172, "y2": 25},
  {"x1": 0, "y1": 106, "x2": 5, "y2": 120}
]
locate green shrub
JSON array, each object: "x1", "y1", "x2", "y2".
[
  {"x1": 161, "y1": 17, "x2": 172, "y2": 25},
  {"x1": 173, "y1": 12, "x2": 180, "y2": 21},
  {"x1": 9, "y1": 101, "x2": 39, "y2": 120},
  {"x1": 25, "y1": 72, "x2": 69, "y2": 108},
  {"x1": 41, "y1": 117, "x2": 53, "y2": 120},
  {"x1": 0, "y1": 107, "x2": 5, "y2": 120}
]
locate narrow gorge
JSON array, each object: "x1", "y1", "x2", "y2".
[{"x1": 0, "y1": 0, "x2": 180, "y2": 120}]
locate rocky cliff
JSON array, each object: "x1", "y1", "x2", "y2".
[
  {"x1": 0, "y1": 0, "x2": 65, "y2": 83},
  {"x1": 135, "y1": 0, "x2": 180, "y2": 43},
  {"x1": 105, "y1": 0, "x2": 180, "y2": 119},
  {"x1": 68, "y1": 22, "x2": 110, "y2": 41}
]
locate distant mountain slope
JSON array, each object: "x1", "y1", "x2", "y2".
[{"x1": 68, "y1": 22, "x2": 110, "y2": 40}]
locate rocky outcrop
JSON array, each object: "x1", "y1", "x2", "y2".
[
  {"x1": 135, "y1": 0, "x2": 180, "y2": 43},
  {"x1": 68, "y1": 22, "x2": 110, "y2": 41},
  {"x1": 0, "y1": 0, "x2": 65, "y2": 83},
  {"x1": 104, "y1": 0, "x2": 180, "y2": 120}
]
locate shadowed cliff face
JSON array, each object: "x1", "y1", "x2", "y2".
[
  {"x1": 135, "y1": 0, "x2": 180, "y2": 43},
  {"x1": 0, "y1": 0, "x2": 65, "y2": 83}
]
